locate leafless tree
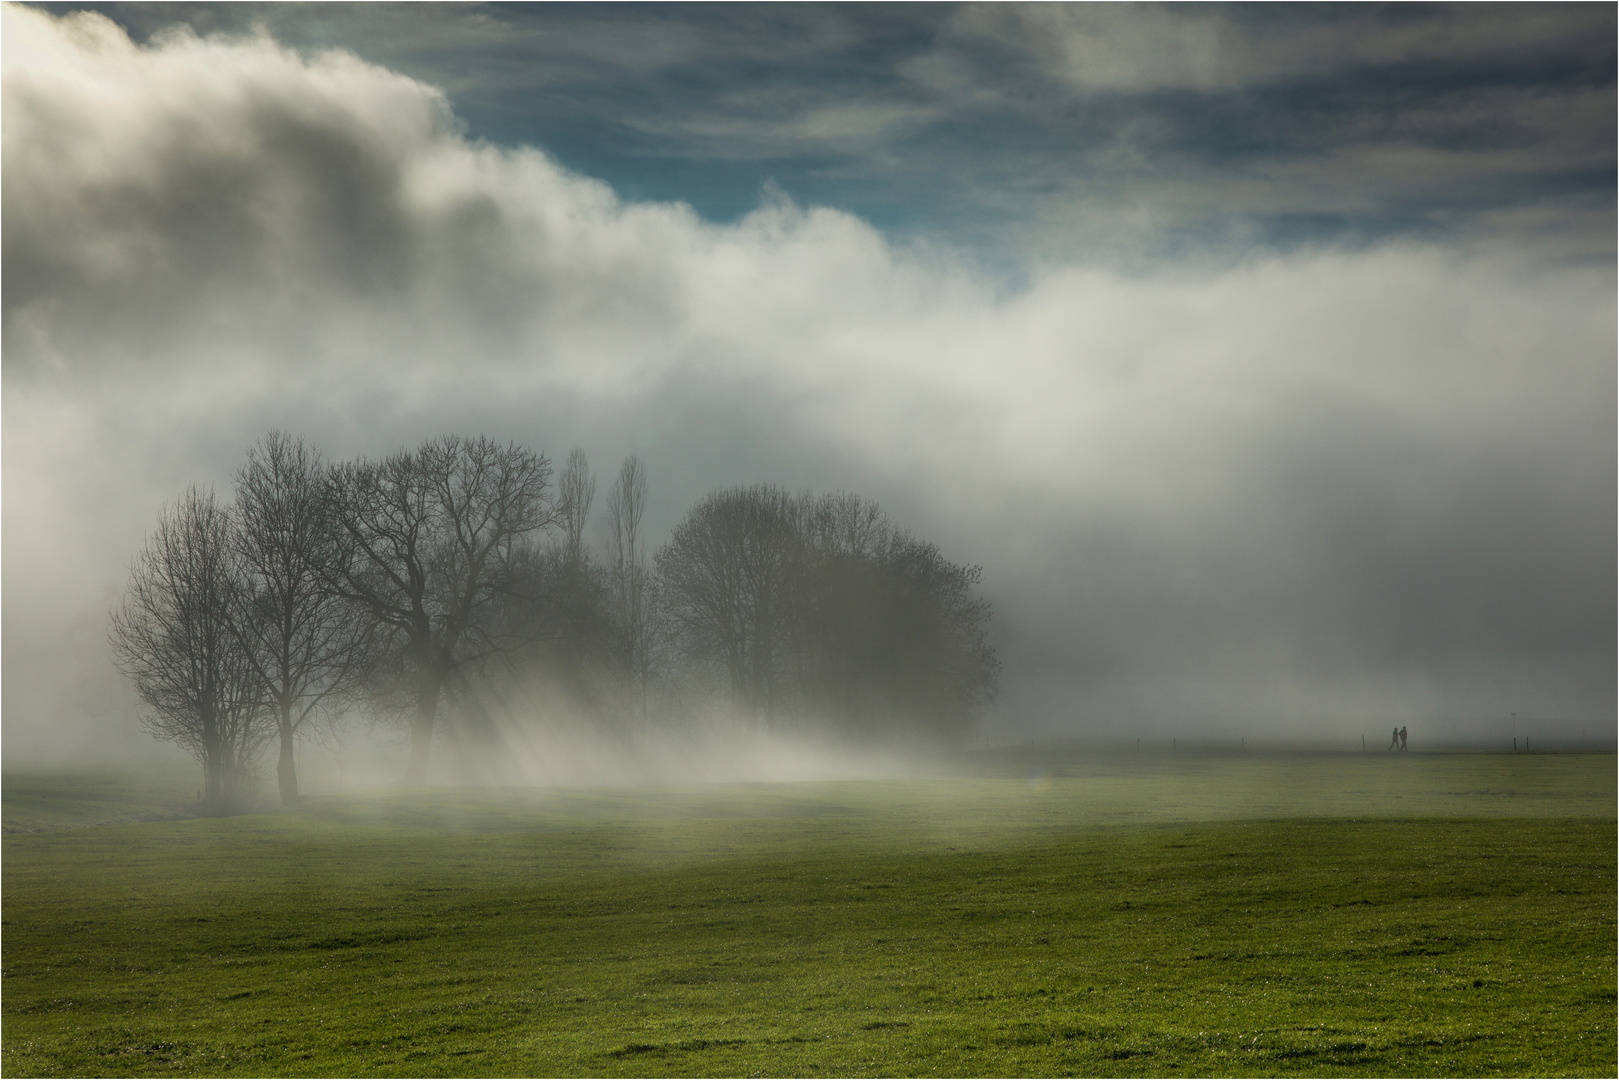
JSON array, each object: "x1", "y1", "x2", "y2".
[
  {"x1": 557, "y1": 447, "x2": 596, "y2": 572},
  {"x1": 325, "y1": 435, "x2": 557, "y2": 785},
  {"x1": 110, "y1": 486, "x2": 271, "y2": 812},
  {"x1": 232, "y1": 432, "x2": 368, "y2": 806},
  {"x1": 604, "y1": 454, "x2": 656, "y2": 725}
]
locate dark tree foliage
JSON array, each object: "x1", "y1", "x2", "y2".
[
  {"x1": 657, "y1": 485, "x2": 998, "y2": 740},
  {"x1": 450, "y1": 451, "x2": 661, "y2": 766},
  {"x1": 655, "y1": 485, "x2": 804, "y2": 730},
  {"x1": 469, "y1": 515, "x2": 619, "y2": 738},
  {"x1": 798, "y1": 495, "x2": 998, "y2": 739},
  {"x1": 109, "y1": 486, "x2": 271, "y2": 812},
  {"x1": 535, "y1": 449, "x2": 616, "y2": 717}
]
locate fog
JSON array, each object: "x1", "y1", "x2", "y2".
[
  {"x1": 4, "y1": 5, "x2": 1613, "y2": 775},
  {"x1": 283, "y1": 708, "x2": 946, "y2": 797}
]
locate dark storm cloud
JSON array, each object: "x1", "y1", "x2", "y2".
[
  {"x1": 33, "y1": 2, "x2": 1616, "y2": 262},
  {"x1": 2, "y1": 5, "x2": 1612, "y2": 761}
]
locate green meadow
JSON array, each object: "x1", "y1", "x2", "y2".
[{"x1": 3, "y1": 752, "x2": 1614, "y2": 1077}]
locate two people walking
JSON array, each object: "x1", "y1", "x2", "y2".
[{"x1": 1388, "y1": 725, "x2": 1408, "y2": 752}]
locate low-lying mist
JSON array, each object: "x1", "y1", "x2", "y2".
[{"x1": 291, "y1": 710, "x2": 946, "y2": 797}]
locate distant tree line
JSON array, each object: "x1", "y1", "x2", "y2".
[{"x1": 110, "y1": 433, "x2": 999, "y2": 811}]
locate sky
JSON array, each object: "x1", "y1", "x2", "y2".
[{"x1": 3, "y1": 2, "x2": 1614, "y2": 762}]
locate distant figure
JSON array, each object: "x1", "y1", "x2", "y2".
[
  {"x1": 1389, "y1": 727, "x2": 1399, "y2": 751},
  {"x1": 1399, "y1": 726, "x2": 1408, "y2": 752}
]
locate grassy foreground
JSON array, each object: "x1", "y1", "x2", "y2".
[{"x1": 3, "y1": 753, "x2": 1614, "y2": 1077}]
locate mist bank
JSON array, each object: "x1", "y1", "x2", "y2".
[{"x1": 4, "y1": 5, "x2": 1614, "y2": 767}]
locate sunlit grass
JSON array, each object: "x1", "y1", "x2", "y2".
[{"x1": 3, "y1": 753, "x2": 1613, "y2": 1076}]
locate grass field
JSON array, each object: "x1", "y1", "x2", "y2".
[
  {"x1": 3, "y1": 752, "x2": 1614, "y2": 1077},
  {"x1": 2, "y1": 762, "x2": 201, "y2": 834}
]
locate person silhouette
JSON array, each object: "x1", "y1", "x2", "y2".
[
  {"x1": 1389, "y1": 727, "x2": 1399, "y2": 751},
  {"x1": 1399, "y1": 726, "x2": 1408, "y2": 752}
]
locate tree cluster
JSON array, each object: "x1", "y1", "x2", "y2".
[
  {"x1": 111, "y1": 433, "x2": 998, "y2": 809},
  {"x1": 657, "y1": 487, "x2": 998, "y2": 740}
]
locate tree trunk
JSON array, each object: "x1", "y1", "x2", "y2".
[
  {"x1": 202, "y1": 707, "x2": 224, "y2": 811},
  {"x1": 204, "y1": 758, "x2": 222, "y2": 810},
  {"x1": 276, "y1": 710, "x2": 299, "y2": 806},
  {"x1": 217, "y1": 741, "x2": 237, "y2": 815},
  {"x1": 403, "y1": 667, "x2": 442, "y2": 786}
]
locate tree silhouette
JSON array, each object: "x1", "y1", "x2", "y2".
[
  {"x1": 656, "y1": 486, "x2": 998, "y2": 738},
  {"x1": 656, "y1": 485, "x2": 803, "y2": 732},
  {"x1": 110, "y1": 486, "x2": 270, "y2": 811},
  {"x1": 232, "y1": 432, "x2": 368, "y2": 805},
  {"x1": 325, "y1": 435, "x2": 557, "y2": 785},
  {"x1": 605, "y1": 454, "x2": 655, "y2": 727}
]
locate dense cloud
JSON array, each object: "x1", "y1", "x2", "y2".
[{"x1": 3, "y1": 5, "x2": 1612, "y2": 760}]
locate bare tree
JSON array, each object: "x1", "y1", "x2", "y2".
[
  {"x1": 232, "y1": 432, "x2": 367, "y2": 806},
  {"x1": 604, "y1": 455, "x2": 657, "y2": 725},
  {"x1": 110, "y1": 486, "x2": 271, "y2": 812},
  {"x1": 605, "y1": 455, "x2": 648, "y2": 584},
  {"x1": 326, "y1": 435, "x2": 557, "y2": 785},
  {"x1": 557, "y1": 447, "x2": 596, "y2": 572}
]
